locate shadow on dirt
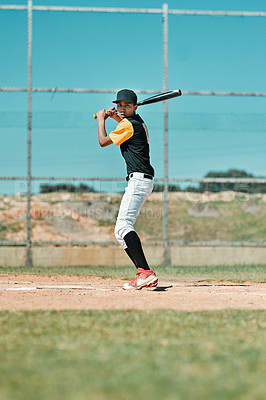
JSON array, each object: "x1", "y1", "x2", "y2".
[{"x1": 153, "y1": 285, "x2": 173, "y2": 292}]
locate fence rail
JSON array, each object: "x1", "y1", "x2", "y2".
[
  {"x1": 1, "y1": 87, "x2": 266, "y2": 97},
  {"x1": 1, "y1": 177, "x2": 266, "y2": 183},
  {"x1": 1, "y1": 240, "x2": 266, "y2": 247},
  {"x1": 1, "y1": 4, "x2": 266, "y2": 17}
]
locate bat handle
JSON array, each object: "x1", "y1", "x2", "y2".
[{"x1": 93, "y1": 109, "x2": 116, "y2": 119}]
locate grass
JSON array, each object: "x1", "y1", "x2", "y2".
[
  {"x1": 0, "y1": 310, "x2": 265, "y2": 400},
  {"x1": 0, "y1": 264, "x2": 265, "y2": 282},
  {"x1": 0, "y1": 263, "x2": 265, "y2": 399},
  {"x1": 135, "y1": 196, "x2": 266, "y2": 242},
  {"x1": 0, "y1": 222, "x2": 7, "y2": 240}
]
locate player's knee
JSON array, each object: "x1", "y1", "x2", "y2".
[
  {"x1": 114, "y1": 221, "x2": 123, "y2": 242},
  {"x1": 114, "y1": 225, "x2": 120, "y2": 242},
  {"x1": 114, "y1": 219, "x2": 130, "y2": 242}
]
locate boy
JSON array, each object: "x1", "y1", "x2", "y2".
[{"x1": 96, "y1": 89, "x2": 158, "y2": 290}]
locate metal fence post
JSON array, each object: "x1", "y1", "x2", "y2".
[
  {"x1": 163, "y1": 3, "x2": 170, "y2": 265},
  {"x1": 26, "y1": 0, "x2": 33, "y2": 266}
]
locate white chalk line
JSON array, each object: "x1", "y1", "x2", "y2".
[
  {"x1": 0, "y1": 285, "x2": 115, "y2": 292},
  {"x1": 4, "y1": 287, "x2": 37, "y2": 291}
]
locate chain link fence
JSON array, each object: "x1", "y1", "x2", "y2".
[{"x1": 1, "y1": 2, "x2": 266, "y2": 265}]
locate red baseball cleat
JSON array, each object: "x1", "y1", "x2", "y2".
[{"x1": 123, "y1": 267, "x2": 158, "y2": 290}]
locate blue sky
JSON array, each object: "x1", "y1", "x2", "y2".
[{"x1": 1, "y1": 0, "x2": 266, "y2": 194}]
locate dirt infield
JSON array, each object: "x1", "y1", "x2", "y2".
[{"x1": 0, "y1": 274, "x2": 265, "y2": 311}]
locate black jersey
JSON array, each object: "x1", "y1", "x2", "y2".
[{"x1": 109, "y1": 113, "x2": 154, "y2": 177}]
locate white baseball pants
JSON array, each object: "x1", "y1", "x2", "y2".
[{"x1": 114, "y1": 172, "x2": 154, "y2": 249}]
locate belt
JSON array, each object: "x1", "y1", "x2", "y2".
[{"x1": 126, "y1": 172, "x2": 154, "y2": 181}]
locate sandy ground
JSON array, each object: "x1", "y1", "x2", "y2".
[{"x1": 0, "y1": 274, "x2": 265, "y2": 311}]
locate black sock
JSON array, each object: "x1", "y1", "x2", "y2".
[
  {"x1": 124, "y1": 231, "x2": 150, "y2": 270},
  {"x1": 124, "y1": 247, "x2": 137, "y2": 268}
]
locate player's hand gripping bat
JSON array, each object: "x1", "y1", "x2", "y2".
[{"x1": 93, "y1": 89, "x2": 182, "y2": 119}]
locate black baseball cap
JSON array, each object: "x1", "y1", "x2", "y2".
[{"x1": 113, "y1": 89, "x2": 137, "y2": 105}]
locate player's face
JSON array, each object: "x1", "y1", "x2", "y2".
[{"x1": 117, "y1": 101, "x2": 138, "y2": 119}]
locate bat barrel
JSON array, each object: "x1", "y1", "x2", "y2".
[{"x1": 137, "y1": 89, "x2": 182, "y2": 106}]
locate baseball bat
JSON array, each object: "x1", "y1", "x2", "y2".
[{"x1": 93, "y1": 89, "x2": 182, "y2": 119}]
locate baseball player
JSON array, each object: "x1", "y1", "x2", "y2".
[{"x1": 96, "y1": 89, "x2": 158, "y2": 290}]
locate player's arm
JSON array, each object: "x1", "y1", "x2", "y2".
[{"x1": 96, "y1": 109, "x2": 113, "y2": 147}]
